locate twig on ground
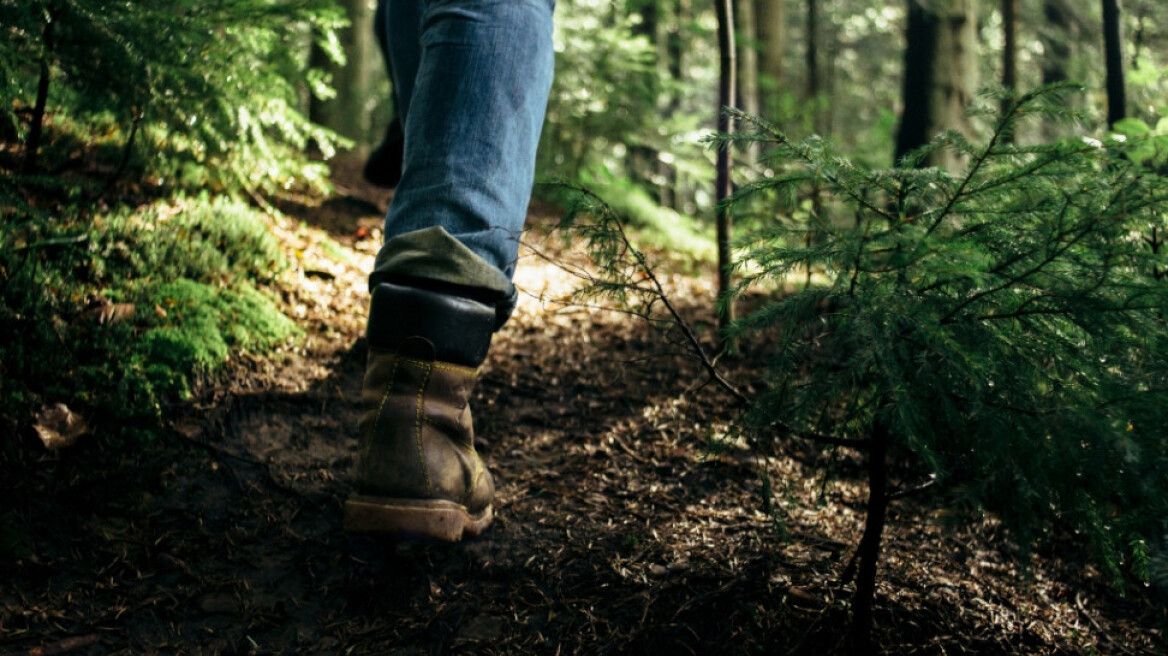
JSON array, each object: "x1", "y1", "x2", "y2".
[{"x1": 3, "y1": 634, "x2": 100, "y2": 656}]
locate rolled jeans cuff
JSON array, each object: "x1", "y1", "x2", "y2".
[{"x1": 369, "y1": 226, "x2": 517, "y2": 330}]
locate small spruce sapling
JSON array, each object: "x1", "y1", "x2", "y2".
[{"x1": 718, "y1": 84, "x2": 1168, "y2": 649}]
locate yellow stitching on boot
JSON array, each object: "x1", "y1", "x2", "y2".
[
  {"x1": 390, "y1": 355, "x2": 477, "y2": 377},
  {"x1": 363, "y1": 355, "x2": 402, "y2": 466},
  {"x1": 415, "y1": 361, "x2": 435, "y2": 496}
]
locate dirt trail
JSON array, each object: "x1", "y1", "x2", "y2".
[{"x1": 1, "y1": 158, "x2": 1162, "y2": 655}]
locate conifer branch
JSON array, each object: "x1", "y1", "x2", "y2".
[
  {"x1": 609, "y1": 205, "x2": 750, "y2": 407},
  {"x1": 556, "y1": 185, "x2": 750, "y2": 407},
  {"x1": 781, "y1": 424, "x2": 871, "y2": 450},
  {"x1": 923, "y1": 92, "x2": 1029, "y2": 238}
]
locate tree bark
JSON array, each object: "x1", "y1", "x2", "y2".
[
  {"x1": 894, "y1": 1, "x2": 940, "y2": 165},
  {"x1": 894, "y1": 0, "x2": 979, "y2": 170},
  {"x1": 23, "y1": 12, "x2": 55, "y2": 175},
  {"x1": 736, "y1": 0, "x2": 759, "y2": 165},
  {"x1": 849, "y1": 410, "x2": 892, "y2": 654},
  {"x1": 1039, "y1": 0, "x2": 1075, "y2": 139},
  {"x1": 805, "y1": 0, "x2": 821, "y2": 134},
  {"x1": 716, "y1": 0, "x2": 737, "y2": 329},
  {"x1": 754, "y1": 0, "x2": 784, "y2": 121},
  {"x1": 1000, "y1": 0, "x2": 1018, "y2": 141},
  {"x1": 1040, "y1": 0, "x2": 1073, "y2": 86},
  {"x1": 1101, "y1": 0, "x2": 1126, "y2": 128},
  {"x1": 309, "y1": 0, "x2": 375, "y2": 144}
]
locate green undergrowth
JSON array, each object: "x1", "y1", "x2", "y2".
[
  {"x1": 539, "y1": 175, "x2": 714, "y2": 263},
  {"x1": 0, "y1": 195, "x2": 301, "y2": 453}
]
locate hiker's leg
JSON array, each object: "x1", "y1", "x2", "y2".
[
  {"x1": 346, "y1": 0, "x2": 555, "y2": 540},
  {"x1": 371, "y1": 0, "x2": 556, "y2": 321}
]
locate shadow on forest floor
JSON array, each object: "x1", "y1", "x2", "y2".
[{"x1": 1, "y1": 157, "x2": 1163, "y2": 656}]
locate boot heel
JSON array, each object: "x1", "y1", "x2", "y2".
[{"x1": 343, "y1": 495, "x2": 494, "y2": 542}]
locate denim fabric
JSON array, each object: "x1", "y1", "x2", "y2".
[{"x1": 369, "y1": 0, "x2": 555, "y2": 306}]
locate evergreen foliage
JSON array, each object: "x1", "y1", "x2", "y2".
[
  {"x1": 719, "y1": 84, "x2": 1168, "y2": 586},
  {"x1": 0, "y1": 0, "x2": 346, "y2": 193}
]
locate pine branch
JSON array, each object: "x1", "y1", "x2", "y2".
[
  {"x1": 781, "y1": 424, "x2": 871, "y2": 449},
  {"x1": 924, "y1": 90, "x2": 1037, "y2": 238},
  {"x1": 556, "y1": 185, "x2": 750, "y2": 407}
]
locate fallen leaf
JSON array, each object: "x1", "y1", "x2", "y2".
[{"x1": 32, "y1": 403, "x2": 89, "y2": 450}]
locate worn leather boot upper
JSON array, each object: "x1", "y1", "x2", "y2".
[
  {"x1": 354, "y1": 345, "x2": 494, "y2": 513},
  {"x1": 350, "y1": 282, "x2": 496, "y2": 524}
]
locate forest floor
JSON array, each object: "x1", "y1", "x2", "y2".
[{"x1": 1, "y1": 157, "x2": 1165, "y2": 656}]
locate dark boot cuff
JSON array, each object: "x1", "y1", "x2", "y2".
[
  {"x1": 366, "y1": 282, "x2": 494, "y2": 368},
  {"x1": 372, "y1": 272, "x2": 515, "y2": 332}
]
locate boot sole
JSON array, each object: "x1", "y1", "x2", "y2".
[{"x1": 343, "y1": 495, "x2": 493, "y2": 542}]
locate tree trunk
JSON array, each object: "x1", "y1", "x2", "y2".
[
  {"x1": 1040, "y1": 0, "x2": 1073, "y2": 86},
  {"x1": 309, "y1": 0, "x2": 376, "y2": 145},
  {"x1": 735, "y1": 0, "x2": 759, "y2": 165},
  {"x1": 894, "y1": 0, "x2": 979, "y2": 170},
  {"x1": 1000, "y1": 0, "x2": 1018, "y2": 141},
  {"x1": 849, "y1": 410, "x2": 892, "y2": 654},
  {"x1": 1039, "y1": 0, "x2": 1075, "y2": 139},
  {"x1": 1101, "y1": 0, "x2": 1126, "y2": 128},
  {"x1": 805, "y1": 0, "x2": 821, "y2": 134},
  {"x1": 823, "y1": 2, "x2": 838, "y2": 136},
  {"x1": 754, "y1": 0, "x2": 784, "y2": 121},
  {"x1": 665, "y1": 0, "x2": 690, "y2": 211},
  {"x1": 652, "y1": 0, "x2": 682, "y2": 209},
  {"x1": 23, "y1": 13, "x2": 55, "y2": 175},
  {"x1": 715, "y1": 0, "x2": 737, "y2": 330}
]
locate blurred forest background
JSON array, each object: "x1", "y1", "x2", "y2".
[
  {"x1": 315, "y1": 0, "x2": 1168, "y2": 229},
  {"x1": 3, "y1": 0, "x2": 1168, "y2": 651}
]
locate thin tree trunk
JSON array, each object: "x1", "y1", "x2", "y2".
[
  {"x1": 1041, "y1": 0, "x2": 1073, "y2": 86},
  {"x1": 849, "y1": 410, "x2": 892, "y2": 654},
  {"x1": 1101, "y1": 0, "x2": 1126, "y2": 128},
  {"x1": 715, "y1": 0, "x2": 737, "y2": 330},
  {"x1": 667, "y1": 0, "x2": 691, "y2": 211},
  {"x1": 105, "y1": 113, "x2": 142, "y2": 193},
  {"x1": 23, "y1": 14, "x2": 55, "y2": 175},
  {"x1": 1000, "y1": 0, "x2": 1018, "y2": 142},
  {"x1": 1040, "y1": 0, "x2": 1074, "y2": 139},
  {"x1": 823, "y1": 2, "x2": 838, "y2": 136},
  {"x1": 805, "y1": 0, "x2": 821, "y2": 133},
  {"x1": 1130, "y1": 8, "x2": 1145, "y2": 69}
]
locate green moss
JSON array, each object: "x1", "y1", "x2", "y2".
[
  {"x1": 141, "y1": 278, "x2": 300, "y2": 397},
  {"x1": 0, "y1": 196, "x2": 302, "y2": 447},
  {"x1": 96, "y1": 196, "x2": 288, "y2": 285}
]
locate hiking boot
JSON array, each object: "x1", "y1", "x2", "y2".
[
  {"x1": 363, "y1": 119, "x2": 405, "y2": 189},
  {"x1": 344, "y1": 282, "x2": 496, "y2": 541}
]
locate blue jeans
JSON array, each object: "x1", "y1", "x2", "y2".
[{"x1": 369, "y1": 0, "x2": 555, "y2": 320}]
